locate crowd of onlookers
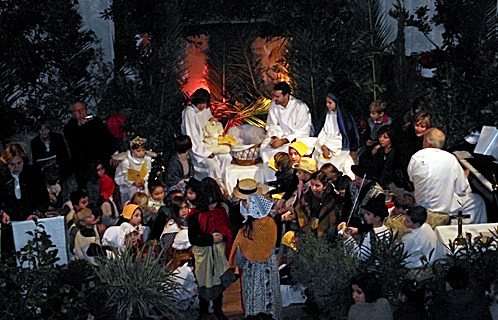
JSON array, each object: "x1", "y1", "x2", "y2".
[{"x1": 0, "y1": 83, "x2": 494, "y2": 319}]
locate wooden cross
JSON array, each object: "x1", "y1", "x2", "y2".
[{"x1": 450, "y1": 210, "x2": 471, "y2": 246}]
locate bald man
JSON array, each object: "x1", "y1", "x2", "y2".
[{"x1": 407, "y1": 128, "x2": 487, "y2": 224}]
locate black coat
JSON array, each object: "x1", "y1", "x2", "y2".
[{"x1": 31, "y1": 132, "x2": 72, "y2": 182}]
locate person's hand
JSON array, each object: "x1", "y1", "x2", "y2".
[
  {"x1": 212, "y1": 232, "x2": 223, "y2": 243},
  {"x1": 371, "y1": 144, "x2": 381, "y2": 156},
  {"x1": 97, "y1": 223, "x2": 107, "y2": 235},
  {"x1": 464, "y1": 168, "x2": 470, "y2": 178},
  {"x1": 281, "y1": 211, "x2": 294, "y2": 221},
  {"x1": 321, "y1": 145, "x2": 332, "y2": 159},
  {"x1": 208, "y1": 153, "x2": 216, "y2": 159},
  {"x1": 27, "y1": 214, "x2": 40, "y2": 221},
  {"x1": 1, "y1": 211, "x2": 10, "y2": 224}
]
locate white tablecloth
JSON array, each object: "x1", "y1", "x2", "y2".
[
  {"x1": 435, "y1": 223, "x2": 498, "y2": 249},
  {"x1": 224, "y1": 163, "x2": 267, "y2": 196}
]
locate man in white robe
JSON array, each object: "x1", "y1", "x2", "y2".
[
  {"x1": 260, "y1": 82, "x2": 312, "y2": 181},
  {"x1": 408, "y1": 128, "x2": 487, "y2": 224},
  {"x1": 181, "y1": 88, "x2": 232, "y2": 180}
]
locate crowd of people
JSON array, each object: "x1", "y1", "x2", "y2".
[{"x1": 0, "y1": 81, "x2": 493, "y2": 320}]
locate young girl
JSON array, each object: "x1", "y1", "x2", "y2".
[
  {"x1": 201, "y1": 177, "x2": 230, "y2": 214},
  {"x1": 162, "y1": 134, "x2": 195, "y2": 190},
  {"x1": 160, "y1": 196, "x2": 189, "y2": 250},
  {"x1": 114, "y1": 136, "x2": 153, "y2": 204},
  {"x1": 348, "y1": 273, "x2": 393, "y2": 320},
  {"x1": 294, "y1": 171, "x2": 339, "y2": 241},
  {"x1": 187, "y1": 186, "x2": 236, "y2": 320},
  {"x1": 229, "y1": 193, "x2": 282, "y2": 320},
  {"x1": 73, "y1": 208, "x2": 102, "y2": 265},
  {"x1": 185, "y1": 178, "x2": 202, "y2": 208},
  {"x1": 314, "y1": 93, "x2": 359, "y2": 180},
  {"x1": 268, "y1": 152, "x2": 298, "y2": 201},
  {"x1": 372, "y1": 126, "x2": 396, "y2": 189},
  {"x1": 96, "y1": 161, "x2": 120, "y2": 227},
  {"x1": 288, "y1": 141, "x2": 308, "y2": 165},
  {"x1": 102, "y1": 204, "x2": 145, "y2": 251}
]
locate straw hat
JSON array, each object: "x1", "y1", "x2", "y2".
[
  {"x1": 232, "y1": 178, "x2": 264, "y2": 200},
  {"x1": 289, "y1": 141, "x2": 308, "y2": 156},
  {"x1": 292, "y1": 157, "x2": 317, "y2": 174}
]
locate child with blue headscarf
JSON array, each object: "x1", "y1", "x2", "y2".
[{"x1": 314, "y1": 93, "x2": 360, "y2": 180}]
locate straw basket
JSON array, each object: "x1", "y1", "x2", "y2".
[
  {"x1": 227, "y1": 124, "x2": 266, "y2": 166},
  {"x1": 231, "y1": 144, "x2": 261, "y2": 166}
]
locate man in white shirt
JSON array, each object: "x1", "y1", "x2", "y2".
[
  {"x1": 407, "y1": 128, "x2": 487, "y2": 224},
  {"x1": 260, "y1": 82, "x2": 312, "y2": 180},
  {"x1": 182, "y1": 88, "x2": 232, "y2": 180}
]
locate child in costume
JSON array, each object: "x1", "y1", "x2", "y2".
[
  {"x1": 114, "y1": 136, "x2": 153, "y2": 205},
  {"x1": 73, "y1": 208, "x2": 102, "y2": 265}
]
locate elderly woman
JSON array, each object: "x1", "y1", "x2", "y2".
[{"x1": 229, "y1": 180, "x2": 282, "y2": 320}]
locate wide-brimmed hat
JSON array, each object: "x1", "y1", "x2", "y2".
[
  {"x1": 292, "y1": 157, "x2": 317, "y2": 174},
  {"x1": 351, "y1": 164, "x2": 377, "y2": 181},
  {"x1": 232, "y1": 178, "x2": 264, "y2": 200},
  {"x1": 361, "y1": 194, "x2": 388, "y2": 219},
  {"x1": 289, "y1": 141, "x2": 308, "y2": 156}
]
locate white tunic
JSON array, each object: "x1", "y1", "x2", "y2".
[
  {"x1": 401, "y1": 223, "x2": 443, "y2": 268},
  {"x1": 182, "y1": 104, "x2": 214, "y2": 161},
  {"x1": 408, "y1": 148, "x2": 487, "y2": 223},
  {"x1": 314, "y1": 110, "x2": 355, "y2": 179},
  {"x1": 260, "y1": 96, "x2": 312, "y2": 167},
  {"x1": 114, "y1": 150, "x2": 152, "y2": 204}
]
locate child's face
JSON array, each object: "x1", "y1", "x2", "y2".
[
  {"x1": 132, "y1": 146, "x2": 146, "y2": 158},
  {"x1": 289, "y1": 148, "x2": 301, "y2": 164},
  {"x1": 310, "y1": 179, "x2": 326, "y2": 196},
  {"x1": 363, "y1": 211, "x2": 378, "y2": 225},
  {"x1": 404, "y1": 215, "x2": 418, "y2": 229},
  {"x1": 196, "y1": 103, "x2": 208, "y2": 111},
  {"x1": 414, "y1": 121, "x2": 428, "y2": 137},
  {"x1": 151, "y1": 186, "x2": 165, "y2": 202},
  {"x1": 296, "y1": 170, "x2": 311, "y2": 182},
  {"x1": 352, "y1": 284, "x2": 366, "y2": 304},
  {"x1": 338, "y1": 189, "x2": 346, "y2": 198},
  {"x1": 96, "y1": 164, "x2": 105, "y2": 177},
  {"x1": 83, "y1": 214, "x2": 96, "y2": 227},
  {"x1": 370, "y1": 111, "x2": 383, "y2": 122},
  {"x1": 379, "y1": 132, "x2": 391, "y2": 148},
  {"x1": 129, "y1": 209, "x2": 142, "y2": 226},
  {"x1": 186, "y1": 189, "x2": 197, "y2": 201},
  {"x1": 76, "y1": 196, "x2": 89, "y2": 209},
  {"x1": 179, "y1": 202, "x2": 189, "y2": 219},
  {"x1": 326, "y1": 97, "x2": 336, "y2": 112}
]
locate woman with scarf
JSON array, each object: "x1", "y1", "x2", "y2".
[
  {"x1": 187, "y1": 188, "x2": 236, "y2": 320},
  {"x1": 314, "y1": 93, "x2": 360, "y2": 180},
  {"x1": 229, "y1": 189, "x2": 282, "y2": 320}
]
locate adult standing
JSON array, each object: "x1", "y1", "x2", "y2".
[
  {"x1": 407, "y1": 128, "x2": 487, "y2": 225},
  {"x1": 260, "y1": 82, "x2": 312, "y2": 179},
  {"x1": 0, "y1": 144, "x2": 50, "y2": 255},
  {"x1": 182, "y1": 88, "x2": 232, "y2": 180},
  {"x1": 31, "y1": 121, "x2": 72, "y2": 202},
  {"x1": 64, "y1": 102, "x2": 118, "y2": 191}
]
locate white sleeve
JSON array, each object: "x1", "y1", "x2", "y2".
[
  {"x1": 114, "y1": 158, "x2": 133, "y2": 187},
  {"x1": 266, "y1": 104, "x2": 283, "y2": 138},
  {"x1": 452, "y1": 157, "x2": 471, "y2": 196},
  {"x1": 285, "y1": 103, "x2": 311, "y2": 142},
  {"x1": 183, "y1": 108, "x2": 212, "y2": 159}
]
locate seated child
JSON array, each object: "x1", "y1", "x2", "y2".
[
  {"x1": 72, "y1": 208, "x2": 102, "y2": 265},
  {"x1": 148, "y1": 181, "x2": 165, "y2": 214},
  {"x1": 62, "y1": 189, "x2": 89, "y2": 226},
  {"x1": 343, "y1": 195, "x2": 390, "y2": 261},
  {"x1": 348, "y1": 273, "x2": 393, "y2": 320},
  {"x1": 162, "y1": 134, "x2": 195, "y2": 190},
  {"x1": 371, "y1": 126, "x2": 396, "y2": 189},
  {"x1": 385, "y1": 194, "x2": 415, "y2": 238},
  {"x1": 184, "y1": 178, "x2": 202, "y2": 208},
  {"x1": 401, "y1": 206, "x2": 443, "y2": 269},
  {"x1": 96, "y1": 161, "x2": 120, "y2": 227},
  {"x1": 288, "y1": 141, "x2": 308, "y2": 165},
  {"x1": 359, "y1": 100, "x2": 392, "y2": 148},
  {"x1": 114, "y1": 136, "x2": 153, "y2": 205},
  {"x1": 314, "y1": 93, "x2": 359, "y2": 180},
  {"x1": 294, "y1": 171, "x2": 339, "y2": 241},
  {"x1": 128, "y1": 191, "x2": 152, "y2": 241},
  {"x1": 102, "y1": 204, "x2": 145, "y2": 251},
  {"x1": 268, "y1": 152, "x2": 298, "y2": 201},
  {"x1": 149, "y1": 188, "x2": 184, "y2": 240}
]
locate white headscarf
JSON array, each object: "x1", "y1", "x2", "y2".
[{"x1": 241, "y1": 194, "x2": 273, "y2": 223}]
